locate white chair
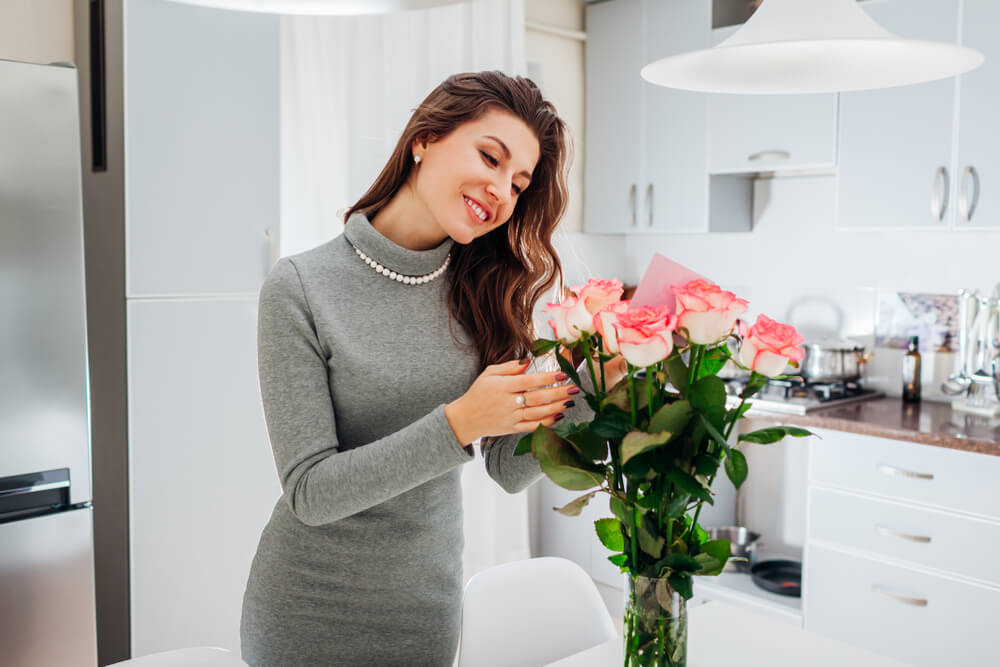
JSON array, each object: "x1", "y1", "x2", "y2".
[
  {"x1": 457, "y1": 556, "x2": 618, "y2": 667},
  {"x1": 107, "y1": 647, "x2": 249, "y2": 667}
]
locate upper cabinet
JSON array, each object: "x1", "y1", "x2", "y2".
[{"x1": 837, "y1": 0, "x2": 1000, "y2": 230}]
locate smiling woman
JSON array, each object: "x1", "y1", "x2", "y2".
[{"x1": 239, "y1": 71, "x2": 620, "y2": 667}]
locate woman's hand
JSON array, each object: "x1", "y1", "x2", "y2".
[{"x1": 445, "y1": 359, "x2": 579, "y2": 446}]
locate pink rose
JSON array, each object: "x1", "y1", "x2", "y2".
[
  {"x1": 545, "y1": 278, "x2": 625, "y2": 340},
  {"x1": 613, "y1": 305, "x2": 678, "y2": 367},
  {"x1": 543, "y1": 297, "x2": 583, "y2": 342},
  {"x1": 738, "y1": 315, "x2": 806, "y2": 377},
  {"x1": 593, "y1": 301, "x2": 631, "y2": 354},
  {"x1": 672, "y1": 279, "x2": 749, "y2": 345}
]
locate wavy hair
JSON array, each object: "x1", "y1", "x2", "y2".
[{"x1": 344, "y1": 71, "x2": 570, "y2": 372}]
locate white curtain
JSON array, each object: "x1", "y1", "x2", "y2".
[{"x1": 279, "y1": 0, "x2": 531, "y2": 587}]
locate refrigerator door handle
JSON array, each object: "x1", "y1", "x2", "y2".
[{"x1": 0, "y1": 479, "x2": 70, "y2": 498}]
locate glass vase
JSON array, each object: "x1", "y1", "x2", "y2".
[{"x1": 623, "y1": 574, "x2": 687, "y2": 667}]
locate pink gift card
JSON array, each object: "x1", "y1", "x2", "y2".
[{"x1": 629, "y1": 253, "x2": 708, "y2": 313}]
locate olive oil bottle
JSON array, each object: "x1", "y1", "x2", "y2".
[{"x1": 902, "y1": 336, "x2": 921, "y2": 403}]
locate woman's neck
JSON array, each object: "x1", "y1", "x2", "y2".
[{"x1": 371, "y1": 183, "x2": 448, "y2": 251}]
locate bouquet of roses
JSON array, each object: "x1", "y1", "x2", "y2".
[{"x1": 514, "y1": 274, "x2": 813, "y2": 666}]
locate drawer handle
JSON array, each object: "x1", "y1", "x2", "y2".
[
  {"x1": 747, "y1": 150, "x2": 790, "y2": 162},
  {"x1": 877, "y1": 464, "x2": 934, "y2": 481},
  {"x1": 876, "y1": 525, "x2": 932, "y2": 544},
  {"x1": 872, "y1": 585, "x2": 928, "y2": 607}
]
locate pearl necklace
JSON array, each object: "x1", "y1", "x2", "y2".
[{"x1": 348, "y1": 241, "x2": 450, "y2": 285}]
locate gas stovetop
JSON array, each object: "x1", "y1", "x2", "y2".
[{"x1": 722, "y1": 377, "x2": 885, "y2": 415}]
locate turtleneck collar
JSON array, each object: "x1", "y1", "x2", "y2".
[{"x1": 343, "y1": 212, "x2": 454, "y2": 276}]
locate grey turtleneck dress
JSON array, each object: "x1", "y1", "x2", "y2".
[{"x1": 240, "y1": 213, "x2": 595, "y2": 666}]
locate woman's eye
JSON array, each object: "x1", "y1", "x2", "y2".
[
  {"x1": 480, "y1": 150, "x2": 499, "y2": 167},
  {"x1": 513, "y1": 185, "x2": 523, "y2": 195}
]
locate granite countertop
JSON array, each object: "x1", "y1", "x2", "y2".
[{"x1": 744, "y1": 397, "x2": 1000, "y2": 458}]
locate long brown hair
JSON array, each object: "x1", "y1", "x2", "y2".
[{"x1": 344, "y1": 71, "x2": 570, "y2": 372}]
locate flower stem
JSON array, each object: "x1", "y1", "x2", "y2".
[
  {"x1": 599, "y1": 353, "x2": 606, "y2": 394},
  {"x1": 646, "y1": 366, "x2": 655, "y2": 420},
  {"x1": 627, "y1": 363, "x2": 637, "y2": 426},
  {"x1": 583, "y1": 333, "x2": 601, "y2": 402}
]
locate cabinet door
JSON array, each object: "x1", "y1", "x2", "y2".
[
  {"x1": 128, "y1": 299, "x2": 281, "y2": 655},
  {"x1": 836, "y1": 0, "x2": 960, "y2": 229},
  {"x1": 125, "y1": 0, "x2": 279, "y2": 296},
  {"x1": 584, "y1": 0, "x2": 643, "y2": 234},
  {"x1": 954, "y1": 0, "x2": 1000, "y2": 228},
  {"x1": 642, "y1": 0, "x2": 711, "y2": 232}
]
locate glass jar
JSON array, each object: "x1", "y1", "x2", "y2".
[{"x1": 623, "y1": 574, "x2": 687, "y2": 667}]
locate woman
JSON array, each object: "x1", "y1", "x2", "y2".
[{"x1": 241, "y1": 71, "x2": 626, "y2": 666}]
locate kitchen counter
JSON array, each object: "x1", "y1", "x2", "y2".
[{"x1": 744, "y1": 397, "x2": 1000, "y2": 457}]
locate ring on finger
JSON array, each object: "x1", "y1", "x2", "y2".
[{"x1": 515, "y1": 392, "x2": 526, "y2": 408}]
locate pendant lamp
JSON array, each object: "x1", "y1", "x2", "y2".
[
  {"x1": 162, "y1": 0, "x2": 467, "y2": 15},
  {"x1": 640, "y1": 0, "x2": 984, "y2": 94}
]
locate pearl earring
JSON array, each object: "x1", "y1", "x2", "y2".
[{"x1": 413, "y1": 154, "x2": 422, "y2": 164}]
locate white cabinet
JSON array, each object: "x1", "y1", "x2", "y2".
[
  {"x1": 804, "y1": 428, "x2": 1000, "y2": 666},
  {"x1": 125, "y1": 0, "x2": 279, "y2": 295},
  {"x1": 954, "y1": 0, "x2": 1000, "y2": 228},
  {"x1": 837, "y1": 0, "x2": 967, "y2": 229},
  {"x1": 128, "y1": 299, "x2": 281, "y2": 655},
  {"x1": 706, "y1": 27, "x2": 838, "y2": 175},
  {"x1": 584, "y1": 0, "x2": 643, "y2": 234}
]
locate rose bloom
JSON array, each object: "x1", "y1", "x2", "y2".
[
  {"x1": 593, "y1": 300, "x2": 631, "y2": 354},
  {"x1": 738, "y1": 314, "x2": 806, "y2": 377},
  {"x1": 543, "y1": 296, "x2": 583, "y2": 342},
  {"x1": 613, "y1": 305, "x2": 678, "y2": 367},
  {"x1": 672, "y1": 279, "x2": 749, "y2": 345}
]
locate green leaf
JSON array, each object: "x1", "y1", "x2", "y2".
[
  {"x1": 666, "y1": 468, "x2": 713, "y2": 504},
  {"x1": 638, "y1": 512, "x2": 665, "y2": 559},
  {"x1": 648, "y1": 399, "x2": 693, "y2": 436},
  {"x1": 553, "y1": 490, "x2": 599, "y2": 516},
  {"x1": 564, "y1": 426, "x2": 608, "y2": 461},
  {"x1": 693, "y1": 553, "x2": 724, "y2": 576},
  {"x1": 668, "y1": 572, "x2": 693, "y2": 600},
  {"x1": 739, "y1": 372, "x2": 769, "y2": 399},
  {"x1": 665, "y1": 355, "x2": 689, "y2": 394},
  {"x1": 530, "y1": 426, "x2": 606, "y2": 491},
  {"x1": 601, "y1": 374, "x2": 650, "y2": 412},
  {"x1": 693, "y1": 454, "x2": 717, "y2": 476},
  {"x1": 513, "y1": 433, "x2": 532, "y2": 456},
  {"x1": 688, "y1": 375, "x2": 727, "y2": 417},
  {"x1": 654, "y1": 553, "x2": 701, "y2": 574},
  {"x1": 727, "y1": 401, "x2": 753, "y2": 422},
  {"x1": 738, "y1": 425, "x2": 813, "y2": 445},
  {"x1": 555, "y1": 352, "x2": 582, "y2": 388},
  {"x1": 662, "y1": 494, "x2": 688, "y2": 518},
  {"x1": 697, "y1": 347, "x2": 730, "y2": 379},
  {"x1": 621, "y1": 429, "x2": 673, "y2": 465},
  {"x1": 698, "y1": 413, "x2": 731, "y2": 453},
  {"x1": 530, "y1": 338, "x2": 559, "y2": 356},
  {"x1": 609, "y1": 495, "x2": 629, "y2": 524},
  {"x1": 595, "y1": 517, "x2": 624, "y2": 551},
  {"x1": 590, "y1": 408, "x2": 634, "y2": 439},
  {"x1": 701, "y1": 539, "x2": 731, "y2": 564},
  {"x1": 685, "y1": 516, "x2": 709, "y2": 547},
  {"x1": 724, "y1": 448, "x2": 748, "y2": 488},
  {"x1": 608, "y1": 553, "x2": 629, "y2": 567}
]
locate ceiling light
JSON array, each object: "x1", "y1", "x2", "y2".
[{"x1": 641, "y1": 0, "x2": 984, "y2": 94}]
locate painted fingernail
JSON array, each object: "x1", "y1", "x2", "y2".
[
  {"x1": 567, "y1": 387, "x2": 580, "y2": 395},
  {"x1": 555, "y1": 372, "x2": 569, "y2": 381},
  {"x1": 563, "y1": 400, "x2": 575, "y2": 408},
  {"x1": 554, "y1": 413, "x2": 565, "y2": 421}
]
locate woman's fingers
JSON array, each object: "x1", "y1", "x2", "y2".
[{"x1": 521, "y1": 384, "x2": 577, "y2": 408}]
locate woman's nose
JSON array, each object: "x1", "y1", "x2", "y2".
[{"x1": 486, "y1": 180, "x2": 511, "y2": 206}]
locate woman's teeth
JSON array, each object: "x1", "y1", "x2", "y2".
[{"x1": 464, "y1": 196, "x2": 488, "y2": 221}]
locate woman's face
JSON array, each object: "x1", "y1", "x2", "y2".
[{"x1": 412, "y1": 109, "x2": 540, "y2": 245}]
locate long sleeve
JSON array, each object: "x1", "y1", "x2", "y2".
[
  {"x1": 481, "y1": 358, "x2": 598, "y2": 494},
  {"x1": 257, "y1": 258, "x2": 474, "y2": 527}
]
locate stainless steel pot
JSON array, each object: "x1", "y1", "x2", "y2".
[{"x1": 799, "y1": 340, "x2": 873, "y2": 382}]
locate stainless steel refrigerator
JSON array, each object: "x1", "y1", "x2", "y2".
[{"x1": 0, "y1": 58, "x2": 99, "y2": 667}]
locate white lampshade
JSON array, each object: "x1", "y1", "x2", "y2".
[
  {"x1": 162, "y1": 0, "x2": 467, "y2": 15},
  {"x1": 641, "y1": 0, "x2": 984, "y2": 94}
]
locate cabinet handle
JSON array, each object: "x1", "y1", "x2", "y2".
[
  {"x1": 877, "y1": 464, "x2": 934, "y2": 481},
  {"x1": 629, "y1": 183, "x2": 638, "y2": 228},
  {"x1": 959, "y1": 165, "x2": 980, "y2": 223},
  {"x1": 747, "y1": 150, "x2": 790, "y2": 163},
  {"x1": 645, "y1": 183, "x2": 654, "y2": 228},
  {"x1": 872, "y1": 585, "x2": 928, "y2": 607},
  {"x1": 875, "y1": 525, "x2": 932, "y2": 544},
  {"x1": 931, "y1": 166, "x2": 949, "y2": 222}
]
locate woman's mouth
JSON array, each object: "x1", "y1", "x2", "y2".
[{"x1": 463, "y1": 195, "x2": 490, "y2": 224}]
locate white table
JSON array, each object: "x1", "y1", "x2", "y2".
[{"x1": 545, "y1": 600, "x2": 914, "y2": 666}]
